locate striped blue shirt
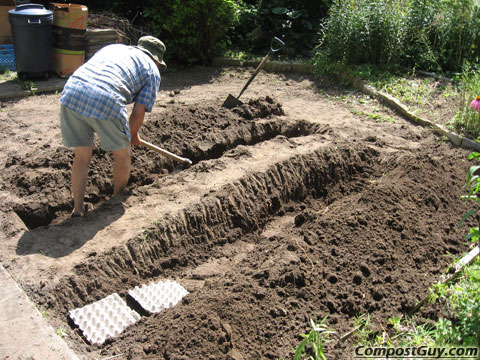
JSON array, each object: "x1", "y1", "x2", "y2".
[{"x1": 60, "y1": 44, "x2": 160, "y2": 124}]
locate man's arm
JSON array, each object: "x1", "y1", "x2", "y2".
[{"x1": 129, "y1": 103, "x2": 147, "y2": 146}]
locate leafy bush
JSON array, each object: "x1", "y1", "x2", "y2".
[
  {"x1": 434, "y1": 0, "x2": 480, "y2": 72},
  {"x1": 227, "y1": 1, "x2": 260, "y2": 53},
  {"x1": 143, "y1": 0, "x2": 240, "y2": 64},
  {"x1": 256, "y1": 0, "x2": 331, "y2": 56},
  {"x1": 401, "y1": 0, "x2": 440, "y2": 70},
  {"x1": 403, "y1": 0, "x2": 480, "y2": 72}
]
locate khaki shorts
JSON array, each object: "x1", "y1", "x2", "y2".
[{"x1": 60, "y1": 105, "x2": 130, "y2": 151}]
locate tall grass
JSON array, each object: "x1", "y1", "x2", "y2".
[
  {"x1": 315, "y1": 0, "x2": 480, "y2": 74},
  {"x1": 317, "y1": 0, "x2": 405, "y2": 68}
]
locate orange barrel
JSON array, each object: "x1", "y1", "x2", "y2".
[{"x1": 50, "y1": 3, "x2": 88, "y2": 77}]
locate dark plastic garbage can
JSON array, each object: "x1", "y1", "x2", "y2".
[{"x1": 8, "y1": 4, "x2": 53, "y2": 79}]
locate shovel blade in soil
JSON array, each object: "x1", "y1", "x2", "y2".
[{"x1": 222, "y1": 94, "x2": 243, "y2": 109}]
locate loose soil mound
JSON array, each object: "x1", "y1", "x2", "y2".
[{"x1": 32, "y1": 138, "x2": 471, "y2": 359}]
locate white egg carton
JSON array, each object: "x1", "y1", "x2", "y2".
[
  {"x1": 128, "y1": 279, "x2": 188, "y2": 314},
  {"x1": 68, "y1": 293, "x2": 141, "y2": 345}
]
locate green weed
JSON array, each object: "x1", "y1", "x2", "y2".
[
  {"x1": 351, "y1": 313, "x2": 437, "y2": 352},
  {"x1": 388, "y1": 317, "x2": 436, "y2": 347},
  {"x1": 294, "y1": 315, "x2": 334, "y2": 360},
  {"x1": 353, "y1": 313, "x2": 375, "y2": 345},
  {"x1": 223, "y1": 49, "x2": 258, "y2": 62},
  {"x1": 22, "y1": 80, "x2": 37, "y2": 94},
  {"x1": 433, "y1": 259, "x2": 480, "y2": 346},
  {"x1": 351, "y1": 109, "x2": 395, "y2": 123},
  {"x1": 0, "y1": 68, "x2": 16, "y2": 82},
  {"x1": 55, "y1": 327, "x2": 67, "y2": 338}
]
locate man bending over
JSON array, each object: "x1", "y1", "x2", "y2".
[{"x1": 60, "y1": 36, "x2": 166, "y2": 217}]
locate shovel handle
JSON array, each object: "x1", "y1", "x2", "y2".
[
  {"x1": 270, "y1": 37, "x2": 285, "y2": 53},
  {"x1": 140, "y1": 139, "x2": 192, "y2": 166},
  {"x1": 237, "y1": 54, "x2": 270, "y2": 99},
  {"x1": 237, "y1": 37, "x2": 285, "y2": 100}
]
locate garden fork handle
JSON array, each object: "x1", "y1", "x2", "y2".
[{"x1": 237, "y1": 37, "x2": 285, "y2": 100}]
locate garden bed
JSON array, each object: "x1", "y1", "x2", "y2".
[{"x1": 0, "y1": 66, "x2": 474, "y2": 359}]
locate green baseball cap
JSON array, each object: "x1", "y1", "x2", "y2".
[{"x1": 137, "y1": 36, "x2": 167, "y2": 70}]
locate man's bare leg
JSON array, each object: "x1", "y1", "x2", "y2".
[
  {"x1": 72, "y1": 146, "x2": 93, "y2": 215},
  {"x1": 112, "y1": 143, "x2": 131, "y2": 195}
]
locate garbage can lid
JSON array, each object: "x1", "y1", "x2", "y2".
[{"x1": 8, "y1": 4, "x2": 53, "y2": 19}]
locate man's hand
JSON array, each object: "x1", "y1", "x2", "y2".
[
  {"x1": 131, "y1": 132, "x2": 141, "y2": 146},
  {"x1": 129, "y1": 103, "x2": 147, "y2": 146}
]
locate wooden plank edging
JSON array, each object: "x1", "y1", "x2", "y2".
[{"x1": 351, "y1": 77, "x2": 480, "y2": 152}]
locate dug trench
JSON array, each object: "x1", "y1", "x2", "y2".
[
  {"x1": 0, "y1": 94, "x2": 474, "y2": 359},
  {"x1": 11, "y1": 137, "x2": 475, "y2": 357},
  {"x1": 3, "y1": 97, "x2": 316, "y2": 229}
]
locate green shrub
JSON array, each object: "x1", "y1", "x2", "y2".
[
  {"x1": 143, "y1": 0, "x2": 240, "y2": 64},
  {"x1": 403, "y1": 0, "x2": 480, "y2": 72},
  {"x1": 227, "y1": 1, "x2": 260, "y2": 53},
  {"x1": 315, "y1": 0, "x2": 480, "y2": 74},
  {"x1": 317, "y1": 0, "x2": 405, "y2": 66},
  {"x1": 434, "y1": 0, "x2": 480, "y2": 72},
  {"x1": 401, "y1": 0, "x2": 440, "y2": 71},
  {"x1": 256, "y1": 0, "x2": 331, "y2": 56}
]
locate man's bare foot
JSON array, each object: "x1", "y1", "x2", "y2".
[{"x1": 71, "y1": 204, "x2": 91, "y2": 218}]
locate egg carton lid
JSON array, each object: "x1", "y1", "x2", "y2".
[
  {"x1": 69, "y1": 293, "x2": 140, "y2": 345},
  {"x1": 128, "y1": 279, "x2": 188, "y2": 314}
]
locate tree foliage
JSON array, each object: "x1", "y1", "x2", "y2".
[
  {"x1": 143, "y1": 0, "x2": 240, "y2": 64},
  {"x1": 255, "y1": 0, "x2": 331, "y2": 55}
]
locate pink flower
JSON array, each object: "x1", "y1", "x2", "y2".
[{"x1": 470, "y1": 96, "x2": 480, "y2": 111}]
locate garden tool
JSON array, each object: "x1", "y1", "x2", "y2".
[
  {"x1": 140, "y1": 139, "x2": 192, "y2": 169},
  {"x1": 222, "y1": 37, "x2": 285, "y2": 109}
]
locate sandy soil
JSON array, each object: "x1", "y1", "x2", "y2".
[{"x1": 0, "y1": 66, "x2": 475, "y2": 359}]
